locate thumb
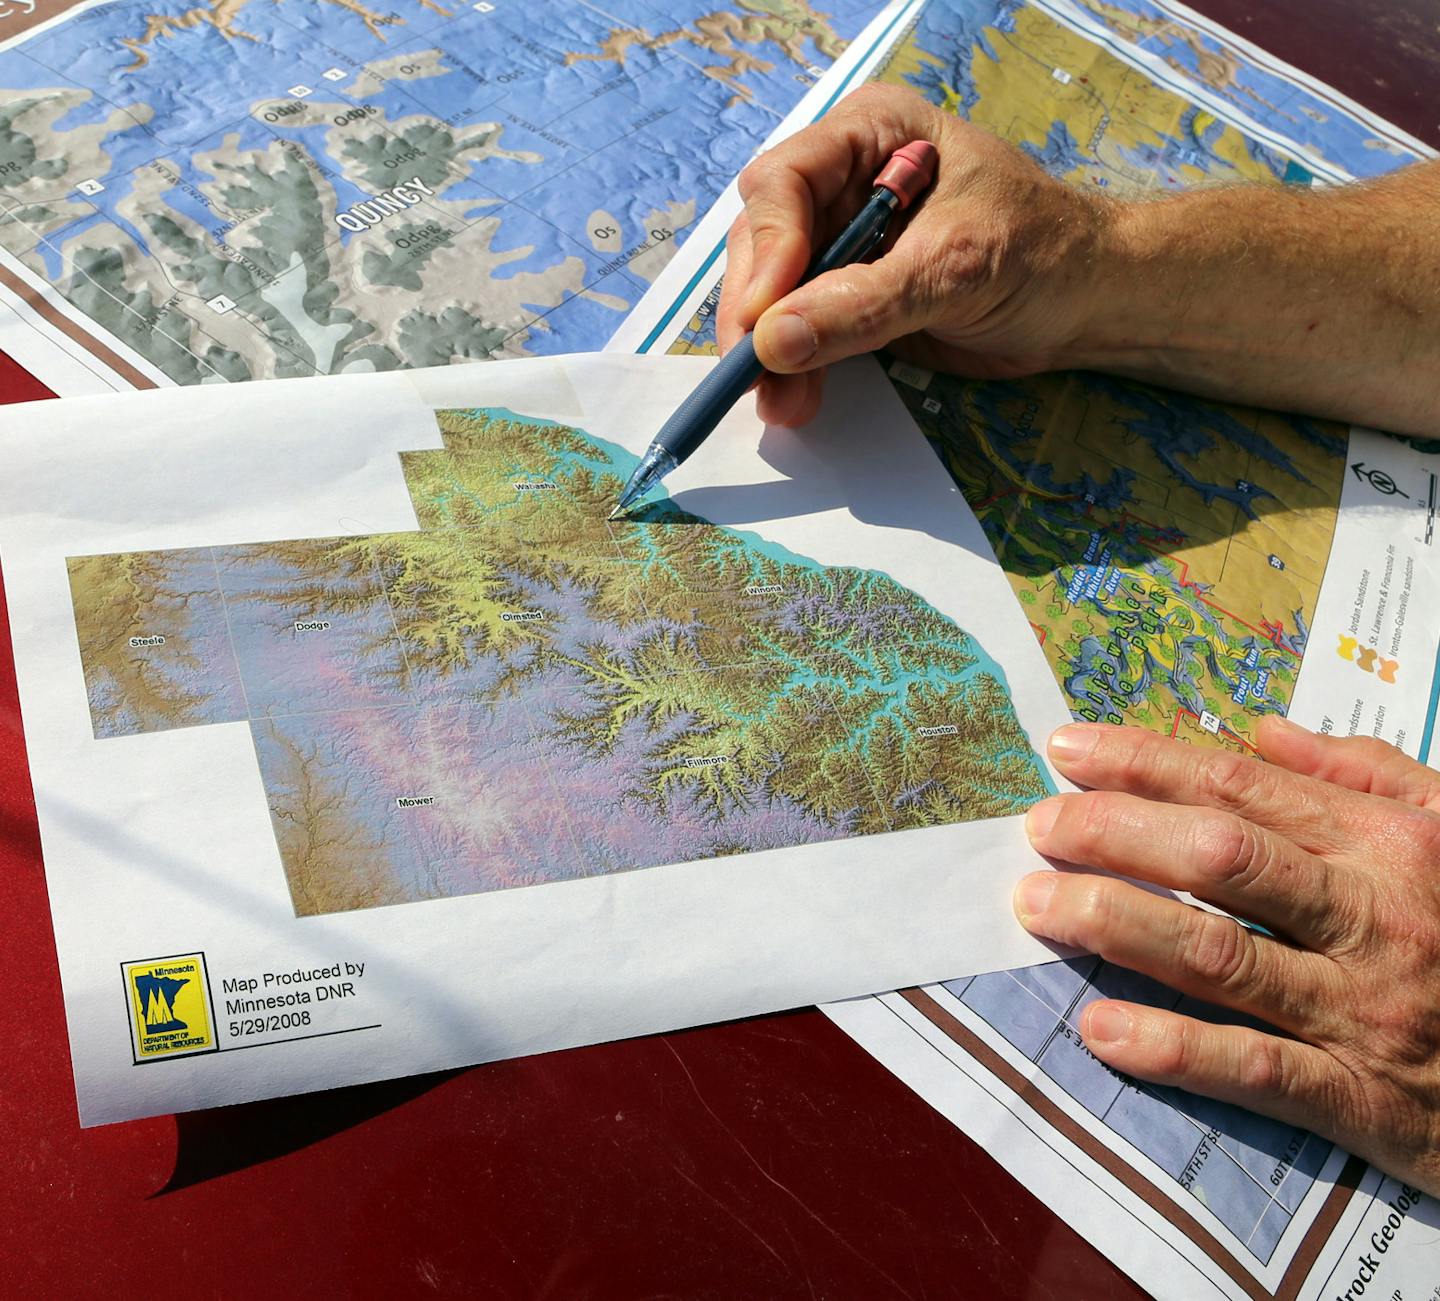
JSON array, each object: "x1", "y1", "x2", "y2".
[
  {"x1": 1258, "y1": 716, "x2": 1440, "y2": 812},
  {"x1": 751, "y1": 253, "x2": 931, "y2": 374},
  {"x1": 736, "y1": 154, "x2": 816, "y2": 327}
]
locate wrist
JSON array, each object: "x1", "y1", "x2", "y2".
[{"x1": 1061, "y1": 196, "x2": 1174, "y2": 373}]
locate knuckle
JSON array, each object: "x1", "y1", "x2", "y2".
[
  {"x1": 814, "y1": 261, "x2": 915, "y2": 351},
  {"x1": 735, "y1": 157, "x2": 766, "y2": 200},
  {"x1": 749, "y1": 228, "x2": 781, "y2": 266},
  {"x1": 1371, "y1": 876, "x2": 1440, "y2": 953},
  {"x1": 1189, "y1": 813, "x2": 1264, "y2": 889},
  {"x1": 1152, "y1": 1016, "x2": 1197, "y2": 1080},
  {"x1": 1180, "y1": 911, "x2": 1253, "y2": 990},
  {"x1": 1062, "y1": 791, "x2": 1118, "y2": 858},
  {"x1": 1332, "y1": 1039, "x2": 1418, "y2": 1131},
  {"x1": 829, "y1": 275, "x2": 888, "y2": 345},
  {"x1": 1196, "y1": 750, "x2": 1262, "y2": 812},
  {"x1": 1369, "y1": 1000, "x2": 1433, "y2": 1064},
  {"x1": 737, "y1": 154, "x2": 787, "y2": 205},
  {"x1": 843, "y1": 81, "x2": 916, "y2": 119},
  {"x1": 1307, "y1": 857, "x2": 1365, "y2": 956},
  {"x1": 843, "y1": 81, "x2": 891, "y2": 111},
  {"x1": 927, "y1": 236, "x2": 988, "y2": 297},
  {"x1": 1316, "y1": 1047, "x2": 1373, "y2": 1135},
  {"x1": 1109, "y1": 730, "x2": 1168, "y2": 790},
  {"x1": 1408, "y1": 808, "x2": 1440, "y2": 862},
  {"x1": 1071, "y1": 880, "x2": 1117, "y2": 941},
  {"x1": 1347, "y1": 735, "x2": 1404, "y2": 767},
  {"x1": 1239, "y1": 1032, "x2": 1288, "y2": 1100}
]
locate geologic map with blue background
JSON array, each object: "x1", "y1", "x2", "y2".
[{"x1": 0, "y1": 0, "x2": 876, "y2": 384}]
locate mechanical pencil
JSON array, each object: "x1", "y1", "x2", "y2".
[{"x1": 608, "y1": 138, "x2": 940, "y2": 520}]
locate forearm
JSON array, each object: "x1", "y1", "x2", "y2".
[{"x1": 1075, "y1": 161, "x2": 1440, "y2": 435}]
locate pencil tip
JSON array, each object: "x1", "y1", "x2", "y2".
[{"x1": 606, "y1": 504, "x2": 623, "y2": 521}]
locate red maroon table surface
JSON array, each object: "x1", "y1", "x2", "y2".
[{"x1": 3, "y1": 5, "x2": 1437, "y2": 1297}]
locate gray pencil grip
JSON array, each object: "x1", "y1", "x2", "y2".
[{"x1": 653, "y1": 334, "x2": 765, "y2": 466}]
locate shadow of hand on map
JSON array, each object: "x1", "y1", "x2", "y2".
[{"x1": 666, "y1": 418, "x2": 1002, "y2": 568}]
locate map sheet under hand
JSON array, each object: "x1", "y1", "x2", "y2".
[
  {"x1": 0, "y1": 350, "x2": 1073, "y2": 1124},
  {"x1": 612, "y1": 2, "x2": 1440, "y2": 1298}
]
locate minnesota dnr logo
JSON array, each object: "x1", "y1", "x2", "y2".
[{"x1": 121, "y1": 952, "x2": 219, "y2": 1064}]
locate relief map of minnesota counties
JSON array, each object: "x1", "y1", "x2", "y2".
[
  {"x1": 666, "y1": 0, "x2": 1423, "y2": 757},
  {"x1": 67, "y1": 407, "x2": 1052, "y2": 916},
  {"x1": 0, "y1": 0, "x2": 877, "y2": 385}
]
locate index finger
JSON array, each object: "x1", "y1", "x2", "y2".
[
  {"x1": 715, "y1": 214, "x2": 822, "y2": 426},
  {"x1": 733, "y1": 83, "x2": 940, "y2": 327}
]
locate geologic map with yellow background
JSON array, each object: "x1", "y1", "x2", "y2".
[
  {"x1": 882, "y1": 0, "x2": 1367, "y2": 757},
  {"x1": 662, "y1": 0, "x2": 1420, "y2": 757}
]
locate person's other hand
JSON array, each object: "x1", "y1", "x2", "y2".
[
  {"x1": 1014, "y1": 718, "x2": 1440, "y2": 1194},
  {"x1": 716, "y1": 83, "x2": 1107, "y2": 427}
]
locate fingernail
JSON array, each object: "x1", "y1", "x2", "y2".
[
  {"x1": 1084, "y1": 1002, "x2": 1130, "y2": 1045},
  {"x1": 1049, "y1": 723, "x2": 1102, "y2": 764},
  {"x1": 759, "y1": 312, "x2": 817, "y2": 369},
  {"x1": 1264, "y1": 715, "x2": 1305, "y2": 735},
  {"x1": 1025, "y1": 796, "x2": 1062, "y2": 842},
  {"x1": 1014, "y1": 872, "x2": 1057, "y2": 924}
]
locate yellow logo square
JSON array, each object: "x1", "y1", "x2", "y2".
[{"x1": 122, "y1": 952, "x2": 217, "y2": 1062}]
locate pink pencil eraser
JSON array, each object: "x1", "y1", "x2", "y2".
[{"x1": 873, "y1": 140, "x2": 939, "y2": 209}]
